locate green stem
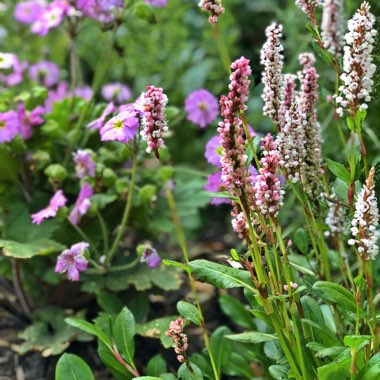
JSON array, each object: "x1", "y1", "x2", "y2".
[
  {"x1": 68, "y1": 218, "x2": 101, "y2": 258},
  {"x1": 97, "y1": 211, "x2": 109, "y2": 256},
  {"x1": 212, "y1": 24, "x2": 231, "y2": 74},
  {"x1": 105, "y1": 152, "x2": 137, "y2": 265},
  {"x1": 165, "y1": 184, "x2": 220, "y2": 380}
]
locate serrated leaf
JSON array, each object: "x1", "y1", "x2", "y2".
[
  {"x1": 0, "y1": 239, "x2": 65, "y2": 259},
  {"x1": 55, "y1": 353, "x2": 94, "y2": 380},
  {"x1": 177, "y1": 301, "x2": 202, "y2": 326}
]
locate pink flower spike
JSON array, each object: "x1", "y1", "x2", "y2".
[
  {"x1": 199, "y1": 0, "x2": 224, "y2": 24},
  {"x1": 55, "y1": 242, "x2": 89, "y2": 281},
  {"x1": 68, "y1": 182, "x2": 94, "y2": 225},
  {"x1": 31, "y1": 190, "x2": 67, "y2": 225}
]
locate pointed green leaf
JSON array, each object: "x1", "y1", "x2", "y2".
[
  {"x1": 114, "y1": 307, "x2": 136, "y2": 366},
  {"x1": 55, "y1": 353, "x2": 94, "y2": 380}
]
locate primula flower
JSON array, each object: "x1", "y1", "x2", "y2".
[
  {"x1": 140, "y1": 247, "x2": 161, "y2": 268},
  {"x1": 17, "y1": 104, "x2": 45, "y2": 140},
  {"x1": 29, "y1": 60, "x2": 60, "y2": 88},
  {"x1": 87, "y1": 102, "x2": 115, "y2": 130},
  {"x1": 31, "y1": 0, "x2": 70, "y2": 36},
  {"x1": 185, "y1": 89, "x2": 218, "y2": 128},
  {"x1": 101, "y1": 83, "x2": 132, "y2": 104},
  {"x1": 73, "y1": 150, "x2": 96, "y2": 179},
  {"x1": 100, "y1": 108, "x2": 139, "y2": 143},
  {"x1": 0, "y1": 52, "x2": 24, "y2": 87},
  {"x1": 68, "y1": 182, "x2": 94, "y2": 225},
  {"x1": 31, "y1": 190, "x2": 67, "y2": 224},
  {"x1": 55, "y1": 242, "x2": 89, "y2": 281},
  {"x1": 14, "y1": 0, "x2": 47, "y2": 24},
  {"x1": 0, "y1": 111, "x2": 20, "y2": 143},
  {"x1": 140, "y1": 86, "x2": 168, "y2": 157},
  {"x1": 205, "y1": 135, "x2": 222, "y2": 168}
]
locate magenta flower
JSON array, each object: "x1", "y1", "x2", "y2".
[
  {"x1": 29, "y1": 60, "x2": 60, "y2": 88},
  {"x1": 31, "y1": 1, "x2": 69, "y2": 36},
  {"x1": 68, "y1": 182, "x2": 94, "y2": 225},
  {"x1": 140, "y1": 86, "x2": 168, "y2": 158},
  {"x1": 0, "y1": 111, "x2": 20, "y2": 143},
  {"x1": 0, "y1": 53, "x2": 24, "y2": 87},
  {"x1": 73, "y1": 150, "x2": 96, "y2": 179},
  {"x1": 73, "y1": 86, "x2": 93, "y2": 100},
  {"x1": 101, "y1": 83, "x2": 132, "y2": 104},
  {"x1": 140, "y1": 247, "x2": 161, "y2": 268},
  {"x1": 144, "y1": 0, "x2": 168, "y2": 8},
  {"x1": 55, "y1": 242, "x2": 89, "y2": 281},
  {"x1": 185, "y1": 89, "x2": 218, "y2": 129},
  {"x1": 17, "y1": 104, "x2": 45, "y2": 140},
  {"x1": 204, "y1": 171, "x2": 230, "y2": 205},
  {"x1": 14, "y1": 1, "x2": 46, "y2": 24},
  {"x1": 87, "y1": 102, "x2": 115, "y2": 130},
  {"x1": 31, "y1": 190, "x2": 67, "y2": 225},
  {"x1": 100, "y1": 109, "x2": 139, "y2": 143},
  {"x1": 205, "y1": 135, "x2": 222, "y2": 168}
]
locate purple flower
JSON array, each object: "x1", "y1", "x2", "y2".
[
  {"x1": 144, "y1": 0, "x2": 168, "y2": 7},
  {"x1": 87, "y1": 102, "x2": 115, "y2": 130},
  {"x1": 204, "y1": 172, "x2": 230, "y2": 205},
  {"x1": 100, "y1": 109, "x2": 139, "y2": 143},
  {"x1": 68, "y1": 182, "x2": 93, "y2": 225},
  {"x1": 31, "y1": 1, "x2": 69, "y2": 35},
  {"x1": 205, "y1": 135, "x2": 222, "y2": 168},
  {"x1": 101, "y1": 83, "x2": 132, "y2": 104},
  {"x1": 55, "y1": 242, "x2": 89, "y2": 281},
  {"x1": 31, "y1": 190, "x2": 67, "y2": 224},
  {"x1": 73, "y1": 85, "x2": 93, "y2": 100},
  {"x1": 73, "y1": 150, "x2": 96, "y2": 179},
  {"x1": 0, "y1": 53, "x2": 24, "y2": 87},
  {"x1": 29, "y1": 60, "x2": 60, "y2": 88},
  {"x1": 14, "y1": 1, "x2": 46, "y2": 24},
  {"x1": 0, "y1": 111, "x2": 19, "y2": 143},
  {"x1": 185, "y1": 89, "x2": 218, "y2": 128},
  {"x1": 140, "y1": 247, "x2": 161, "y2": 268},
  {"x1": 17, "y1": 104, "x2": 45, "y2": 140},
  {"x1": 76, "y1": 0, "x2": 123, "y2": 22}
]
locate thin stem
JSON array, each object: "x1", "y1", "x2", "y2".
[
  {"x1": 12, "y1": 259, "x2": 32, "y2": 317},
  {"x1": 105, "y1": 152, "x2": 137, "y2": 265},
  {"x1": 165, "y1": 184, "x2": 220, "y2": 380},
  {"x1": 212, "y1": 24, "x2": 231, "y2": 74},
  {"x1": 97, "y1": 211, "x2": 109, "y2": 256}
]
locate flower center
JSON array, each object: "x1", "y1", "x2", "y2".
[
  {"x1": 198, "y1": 101, "x2": 209, "y2": 111},
  {"x1": 113, "y1": 119, "x2": 124, "y2": 129},
  {"x1": 0, "y1": 121, "x2": 6, "y2": 129}
]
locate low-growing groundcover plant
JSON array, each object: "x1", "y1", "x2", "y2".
[{"x1": 0, "y1": 0, "x2": 379, "y2": 379}]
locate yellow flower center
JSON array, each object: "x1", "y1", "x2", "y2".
[{"x1": 0, "y1": 121, "x2": 6, "y2": 129}]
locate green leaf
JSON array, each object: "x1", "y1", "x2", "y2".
[
  {"x1": 65, "y1": 318, "x2": 111, "y2": 349},
  {"x1": 136, "y1": 316, "x2": 177, "y2": 348},
  {"x1": 326, "y1": 159, "x2": 351, "y2": 185},
  {"x1": 162, "y1": 259, "x2": 190, "y2": 274},
  {"x1": 0, "y1": 239, "x2": 65, "y2": 259},
  {"x1": 293, "y1": 228, "x2": 309, "y2": 254},
  {"x1": 225, "y1": 331, "x2": 278, "y2": 343},
  {"x1": 301, "y1": 295, "x2": 326, "y2": 342},
  {"x1": 314, "y1": 346, "x2": 347, "y2": 358},
  {"x1": 269, "y1": 364, "x2": 290, "y2": 379},
  {"x1": 302, "y1": 319, "x2": 340, "y2": 346},
  {"x1": 96, "y1": 290, "x2": 124, "y2": 314},
  {"x1": 55, "y1": 353, "x2": 94, "y2": 380},
  {"x1": 343, "y1": 335, "x2": 371, "y2": 350},
  {"x1": 133, "y1": 377, "x2": 161, "y2": 380},
  {"x1": 210, "y1": 326, "x2": 232, "y2": 376},
  {"x1": 219, "y1": 294, "x2": 255, "y2": 329},
  {"x1": 113, "y1": 307, "x2": 136, "y2": 366},
  {"x1": 146, "y1": 354, "x2": 167, "y2": 377},
  {"x1": 178, "y1": 362, "x2": 204, "y2": 380},
  {"x1": 204, "y1": 191, "x2": 237, "y2": 200},
  {"x1": 97, "y1": 341, "x2": 130, "y2": 380},
  {"x1": 177, "y1": 301, "x2": 202, "y2": 326},
  {"x1": 317, "y1": 352, "x2": 351, "y2": 380},
  {"x1": 356, "y1": 352, "x2": 380, "y2": 379},
  {"x1": 189, "y1": 260, "x2": 258, "y2": 294},
  {"x1": 313, "y1": 281, "x2": 356, "y2": 313}
]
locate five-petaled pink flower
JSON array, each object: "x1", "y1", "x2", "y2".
[
  {"x1": 55, "y1": 242, "x2": 89, "y2": 281},
  {"x1": 31, "y1": 190, "x2": 67, "y2": 224},
  {"x1": 68, "y1": 182, "x2": 94, "y2": 225}
]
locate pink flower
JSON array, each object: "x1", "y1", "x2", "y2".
[
  {"x1": 0, "y1": 111, "x2": 20, "y2": 143},
  {"x1": 204, "y1": 171, "x2": 230, "y2": 205},
  {"x1": 14, "y1": 0, "x2": 47, "y2": 24},
  {"x1": 29, "y1": 60, "x2": 60, "y2": 88},
  {"x1": 101, "y1": 83, "x2": 132, "y2": 104},
  {"x1": 185, "y1": 89, "x2": 218, "y2": 128},
  {"x1": 68, "y1": 182, "x2": 94, "y2": 225},
  {"x1": 100, "y1": 109, "x2": 139, "y2": 143},
  {"x1": 87, "y1": 102, "x2": 115, "y2": 130},
  {"x1": 73, "y1": 150, "x2": 96, "y2": 179},
  {"x1": 0, "y1": 53, "x2": 24, "y2": 87},
  {"x1": 17, "y1": 104, "x2": 44, "y2": 140},
  {"x1": 199, "y1": 0, "x2": 224, "y2": 24},
  {"x1": 166, "y1": 319, "x2": 189, "y2": 363},
  {"x1": 140, "y1": 247, "x2": 161, "y2": 268},
  {"x1": 55, "y1": 242, "x2": 89, "y2": 281},
  {"x1": 205, "y1": 135, "x2": 222, "y2": 168},
  {"x1": 31, "y1": 190, "x2": 67, "y2": 224},
  {"x1": 140, "y1": 86, "x2": 168, "y2": 158}
]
